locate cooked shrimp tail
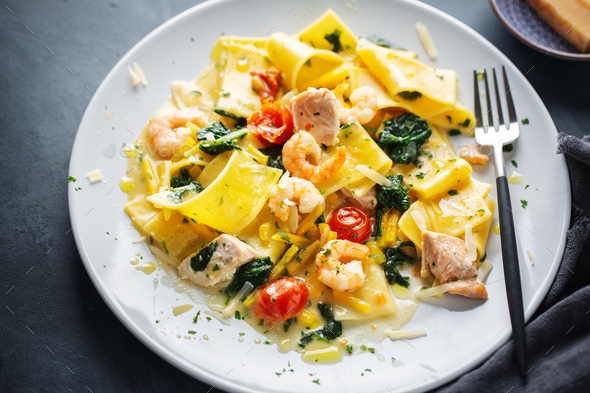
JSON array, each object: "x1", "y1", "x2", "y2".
[
  {"x1": 316, "y1": 239, "x2": 369, "y2": 291},
  {"x1": 282, "y1": 131, "x2": 346, "y2": 183},
  {"x1": 149, "y1": 109, "x2": 208, "y2": 158},
  {"x1": 268, "y1": 177, "x2": 324, "y2": 221},
  {"x1": 334, "y1": 84, "x2": 378, "y2": 125}
]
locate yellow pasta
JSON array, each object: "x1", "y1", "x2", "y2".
[
  {"x1": 266, "y1": 32, "x2": 344, "y2": 91},
  {"x1": 146, "y1": 150, "x2": 282, "y2": 233}
]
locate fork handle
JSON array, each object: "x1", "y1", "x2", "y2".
[{"x1": 496, "y1": 175, "x2": 527, "y2": 377}]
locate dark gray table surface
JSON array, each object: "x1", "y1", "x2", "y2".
[{"x1": 1, "y1": 1, "x2": 588, "y2": 392}]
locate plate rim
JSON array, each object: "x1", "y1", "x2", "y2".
[
  {"x1": 488, "y1": 0, "x2": 590, "y2": 61},
  {"x1": 68, "y1": 0, "x2": 572, "y2": 392}
]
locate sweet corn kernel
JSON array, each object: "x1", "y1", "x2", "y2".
[
  {"x1": 298, "y1": 308, "x2": 320, "y2": 329},
  {"x1": 259, "y1": 223, "x2": 270, "y2": 240}
]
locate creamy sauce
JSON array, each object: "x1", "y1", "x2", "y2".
[
  {"x1": 493, "y1": 223, "x2": 501, "y2": 235},
  {"x1": 136, "y1": 262, "x2": 157, "y2": 274},
  {"x1": 124, "y1": 104, "x2": 426, "y2": 363}
]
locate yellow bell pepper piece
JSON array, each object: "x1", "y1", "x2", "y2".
[
  {"x1": 247, "y1": 145, "x2": 269, "y2": 166},
  {"x1": 333, "y1": 290, "x2": 371, "y2": 313},
  {"x1": 296, "y1": 205, "x2": 324, "y2": 235},
  {"x1": 271, "y1": 231, "x2": 309, "y2": 248},
  {"x1": 366, "y1": 240, "x2": 386, "y2": 264},
  {"x1": 142, "y1": 159, "x2": 159, "y2": 195},
  {"x1": 287, "y1": 240, "x2": 320, "y2": 275},
  {"x1": 298, "y1": 308, "x2": 320, "y2": 329},
  {"x1": 242, "y1": 290, "x2": 258, "y2": 307},
  {"x1": 385, "y1": 210, "x2": 402, "y2": 244},
  {"x1": 158, "y1": 161, "x2": 172, "y2": 192},
  {"x1": 269, "y1": 244, "x2": 300, "y2": 282}
]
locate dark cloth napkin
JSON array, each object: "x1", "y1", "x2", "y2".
[{"x1": 435, "y1": 134, "x2": 590, "y2": 392}]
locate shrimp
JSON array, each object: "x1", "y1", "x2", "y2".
[
  {"x1": 149, "y1": 109, "x2": 208, "y2": 158},
  {"x1": 282, "y1": 130, "x2": 346, "y2": 183},
  {"x1": 334, "y1": 84, "x2": 378, "y2": 125},
  {"x1": 316, "y1": 239, "x2": 370, "y2": 291},
  {"x1": 268, "y1": 177, "x2": 324, "y2": 221},
  {"x1": 459, "y1": 144, "x2": 490, "y2": 166}
]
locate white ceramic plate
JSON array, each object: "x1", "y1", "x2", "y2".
[{"x1": 68, "y1": 1, "x2": 570, "y2": 392}]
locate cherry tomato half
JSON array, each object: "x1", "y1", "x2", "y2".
[
  {"x1": 250, "y1": 68, "x2": 281, "y2": 102},
  {"x1": 255, "y1": 278, "x2": 309, "y2": 322},
  {"x1": 328, "y1": 206, "x2": 372, "y2": 243},
  {"x1": 247, "y1": 101, "x2": 294, "y2": 145}
]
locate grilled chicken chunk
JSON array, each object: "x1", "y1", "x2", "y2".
[
  {"x1": 178, "y1": 234, "x2": 256, "y2": 287},
  {"x1": 422, "y1": 230, "x2": 487, "y2": 300},
  {"x1": 340, "y1": 186, "x2": 377, "y2": 213},
  {"x1": 290, "y1": 87, "x2": 340, "y2": 146}
]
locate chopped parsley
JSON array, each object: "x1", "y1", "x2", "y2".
[
  {"x1": 191, "y1": 90, "x2": 202, "y2": 96},
  {"x1": 193, "y1": 311, "x2": 201, "y2": 324},
  {"x1": 68, "y1": 176, "x2": 77, "y2": 182},
  {"x1": 160, "y1": 240, "x2": 169, "y2": 254},
  {"x1": 398, "y1": 91, "x2": 422, "y2": 101},
  {"x1": 234, "y1": 310, "x2": 241, "y2": 320},
  {"x1": 521, "y1": 118, "x2": 529, "y2": 125},
  {"x1": 511, "y1": 160, "x2": 518, "y2": 168},
  {"x1": 503, "y1": 143, "x2": 513, "y2": 152},
  {"x1": 521, "y1": 199, "x2": 528, "y2": 209},
  {"x1": 448, "y1": 129, "x2": 462, "y2": 136},
  {"x1": 416, "y1": 172, "x2": 425, "y2": 179},
  {"x1": 480, "y1": 251, "x2": 487, "y2": 262},
  {"x1": 324, "y1": 29, "x2": 342, "y2": 52},
  {"x1": 448, "y1": 190, "x2": 459, "y2": 196}
]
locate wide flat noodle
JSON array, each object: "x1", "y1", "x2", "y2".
[
  {"x1": 297, "y1": 9, "x2": 357, "y2": 53},
  {"x1": 216, "y1": 42, "x2": 271, "y2": 118},
  {"x1": 356, "y1": 38, "x2": 457, "y2": 118},
  {"x1": 421, "y1": 178, "x2": 493, "y2": 237},
  {"x1": 398, "y1": 200, "x2": 433, "y2": 251},
  {"x1": 461, "y1": 195, "x2": 495, "y2": 257},
  {"x1": 171, "y1": 62, "x2": 217, "y2": 110},
  {"x1": 147, "y1": 150, "x2": 282, "y2": 233},
  {"x1": 314, "y1": 123, "x2": 392, "y2": 196},
  {"x1": 266, "y1": 32, "x2": 344, "y2": 91},
  {"x1": 390, "y1": 127, "x2": 473, "y2": 199},
  {"x1": 334, "y1": 259, "x2": 397, "y2": 321}
]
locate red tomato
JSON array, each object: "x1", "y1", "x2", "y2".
[
  {"x1": 328, "y1": 206, "x2": 372, "y2": 243},
  {"x1": 255, "y1": 278, "x2": 309, "y2": 321},
  {"x1": 247, "y1": 101, "x2": 294, "y2": 145},
  {"x1": 250, "y1": 68, "x2": 281, "y2": 102}
]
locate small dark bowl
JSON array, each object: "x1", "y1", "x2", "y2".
[{"x1": 489, "y1": 0, "x2": 590, "y2": 60}]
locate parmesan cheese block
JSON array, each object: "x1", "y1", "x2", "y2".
[{"x1": 526, "y1": 0, "x2": 590, "y2": 53}]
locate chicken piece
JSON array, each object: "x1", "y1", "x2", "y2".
[
  {"x1": 422, "y1": 230, "x2": 477, "y2": 283},
  {"x1": 459, "y1": 144, "x2": 489, "y2": 166},
  {"x1": 340, "y1": 186, "x2": 377, "y2": 213},
  {"x1": 178, "y1": 234, "x2": 256, "y2": 287},
  {"x1": 448, "y1": 279, "x2": 488, "y2": 300},
  {"x1": 290, "y1": 87, "x2": 340, "y2": 146}
]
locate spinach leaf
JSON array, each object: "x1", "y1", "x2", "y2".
[
  {"x1": 398, "y1": 91, "x2": 422, "y2": 101},
  {"x1": 267, "y1": 156, "x2": 284, "y2": 171},
  {"x1": 167, "y1": 181, "x2": 204, "y2": 204},
  {"x1": 213, "y1": 109, "x2": 247, "y2": 128},
  {"x1": 314, "y1": 212, "x2": 326, "y2": 225},
  {"x1": 259, "y1": 146, "x2": 285, "y2": 171},
  {"x1": 324, "y1": 29, "x2": 342, "y2": 53},
  {"x1": 225, "y1": 256, "x2": 273, "y2": 296},
  {"x1": 382, "y1": 242, "x2": 415, "y2": 287},
  {"x1": 298, "y1": 302, "x2": 342, "y2": 348},
  {"x1": 283, "y1": 317, "x2": 297, "y2": 333},
  {"x1": 361, "y1": 34, "x2": 406, "y2": 50},
  {"x1": 198, "y1": 129, "x2": 247, "y2": 155},
  {"x1": 376, "y1": 174, "x2": 411, "y2": 213},
  {"x1": 372, "y1": 207, "x2": 384, "y2": 239},
  {"x1": 377, "y1": 113, "x2": 433, "y2": 165},
  {"x1": 196, "y1": 121, "x2": 233, "y2": 141},
  {"x1": 170, "y1": 167, "x2": 192, "y2": 188},
  {"x1": 190, "y1": 242, "x2": 218, "y2": 272}
]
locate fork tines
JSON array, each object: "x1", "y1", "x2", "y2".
[{"x1": 473, "y1": 66, "x2": 520, "y2": 148}]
